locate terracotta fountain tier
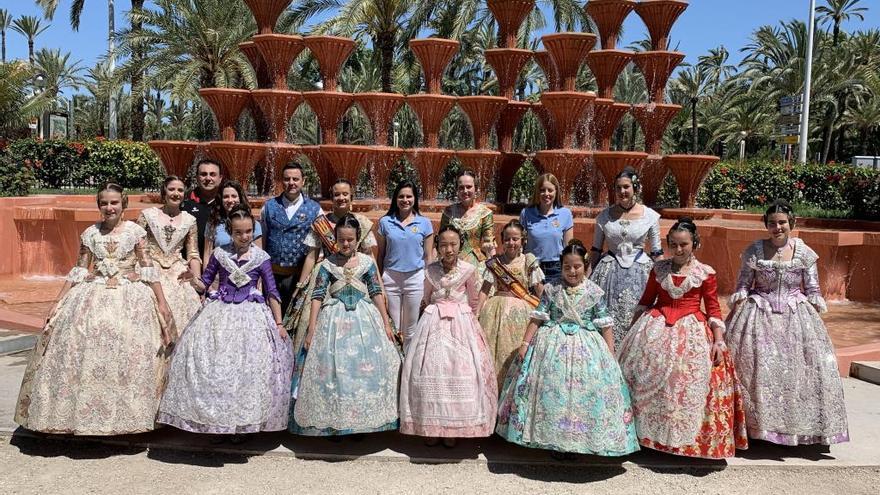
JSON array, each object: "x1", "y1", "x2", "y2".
[
  {"x1": 541, "y1": 33, "x2": 597, "y2": 91},
  {"x1": 354, "y1": 93, "x2": 405, "y2": 146},
  {"x1": 458, "y1": 96, "x2": 508, "y2": 149},
  {"x1": 410, "y1": 38, "x2": 460, "y2": 94},
  {"x1": 592, "y1": 151, "x2": 648, "y2": 202},
  {"x1": 303, "y1": 91, "x2": 353, "y2": 145},
  {"x1": 495, "y1": 152, "x2": 528, "y2": 204},
  {"x1": 487, "y1": 0, "x2": 535, "y2": 48},
  {"x1": 205, "y1": 141, "x2": 266, "y2": 192},
  {"x1": 304, "y1": 36, "x2": 356, "y2": 92},
  {"x1": 631, "y1": 103, "x2": 682, "y2": 154},
  {"x1": 456, "y1": 150, "x2": 501, "y2": 193},
  {"x1": 264, "y1": 143, "x2": 302, "y2": 194},
  {"x1": 539, "y1": 91, "x2": 596, "y2": 149},
  {"x1": 633, "y1": 51, "x2": 685, "y2": 104},
  {"x1": 406, "y1": 148, "x2": 455, "y2": 201},
  {"x1": 252, "y1": 34, "x2": 305, "y2": 90},
  {"x1": 585, "y1": 50, "x2": 634, "y2": 99},
  {"x1": 534, "y1": 50, "x2": 562, "y2": 92},
  {"x1": 496, "y1": 100, "x2": 531, "y2": 153},
  {"x1": 640, "y1": 154, "x2": 667, "y2": 206},
  {"x1": 634, "y1": 0, "x2": 689, "y2": 51},
  {"x1": 593, "y1": 99, "x2": 630, "y2": 151},
  {"x1": 585, "y1": 0, "x2": 637, "y2": 50},
  {"x1": 531, "y1": 102, "x2": 560, "y2": 149},
  {"x1": 321, "y1": 144, "x2": 373, "y2": 182},
  {"x1": 251, "y1": 90, "x2": 303, "y2": 142},
  {"x1": 484, "y1": 49, "x2": 532, "y2": 99},
  {"x1": 301, "y1": 145, "x2": 336, "y2": 198},
  {"x1": 368, "y1": 146, "x2": 405, "y2": 199},
  {"x1": 663, "y1": 154, "x2": 719, "y2": 208},
  {"x1": 239, "y1": 41, "x2": 271, "y2": 89},
  {"x1": 406, "y1": 94, "x2": 457, "y2": 149},
  {"x1": 243, "y1": 0, "x2": 292, "y2": 35},
  {"x1": 534, "y1": 150, "x2": 592, "y2": 205},
  {"x1": 199, "y1": 88, "x2": 251, "y2": 141},
  {"x1": 148, "y1": 141, "x2": 200, "y2": 178}
]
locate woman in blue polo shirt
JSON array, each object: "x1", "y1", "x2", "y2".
[
  {"x1": 519, "y1": 173, "x2": 574, "y2": 285},
  {"x1": 377, "y1": 180, "x2": 434, "y2": 346}
]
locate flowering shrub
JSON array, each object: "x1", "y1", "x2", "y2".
[{"x1": 0, "y1": 150, "x2": 36, "y2": 197}]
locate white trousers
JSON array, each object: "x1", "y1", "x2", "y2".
[{"x1": 382, "y1": 268, "x2": 425, "y2": 347}]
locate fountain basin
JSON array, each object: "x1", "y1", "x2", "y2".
[
  {"x1": 369, "y1": 146, "x2": 405, "y2": 198},
  {"x1": 541, "y1": 33, "x2": 598, "y2": 91},
  {"x1": 631, "y1": 103, "x2": 682, "y2": 154},
  {"x1": 539, "y1": 91, "x2": 597, "y2": 149},
  {"x1": 199, "y1": 88, "x2": 251, "y2": 141},
  {"x1": 251, "y1": 89, "x2": 303, "y2": 143},
  {"x1": 205, "y1": 141, "x2": 266, "y2": 192},
  {"x1": 594, "y1": 100, "x2": 630, "y2": 151},
  {"x1": 593, "y1": 151, "x2": 648, "y2": 202},
  {"x1": 303, "y1": 91, "x2": 354, "y2": 145},
  {"x1": 239, "y1": 41, "x2": 271, "y2": 89},
  {"x1": 252, "y1": 34, "x2": 305, "y2": 90},
  {"x1": 484, "y1": 48, "x2": 533, "y2": 99},
  {"x1": 406, "y1": 94, "x2": 457, "y2": 149},
  {"x1": 585, "y1": 0, "x2": 637, "y2": 50},
  {"x1": 633, "y1": 51, "x2": 685, "y2": 104},
  {"x1": 585, "y1": 49, "x2": 634, "y2": 99},
  {"x1": 301, "y1": 145, "x2": 336, "y2": 198},
  {"x1": 458, "y1": 96, "x2": 508, "y2": 150},
  {"x1": 354, "y1": 92, "x2": 405, "y2": 146},
  {"x1": 496, "y1": 101, "x2": 531, "y2": 153},
  {"x1": 663, "y1": 154, "x2": 719, "y2": 208},
  {"x1": 495, "y1": 152, "x2": 528, "y2": 203},
  {"x1": 534, "y1": 50, "x2": 561, "y2": 92},
  {"x1": 634, "y1": 0, "x2": 689, "y2": 51},
  {"x1": 534, "y1": 149, "x2": 593, "y2": 204},
  {"x1": 456, "y1": 150, "x2": 501, "y2": 194},
  {"x1": 409, "y1": 38, "x2": 460, "y2": 94},
  {"x1": 487, "y1": 0, "x2": 535, "y2": 48},
  {"x1": 640, "y1": 154, "x2": 667, "y2": 206},
  {"x1": 148, "y1": 141, "x2": 200, "y2": 179},
  {"x1": 243, "y1": 0, "x2": 292, "y2": 35},
  {"x1": 321, "y1": 144, "x2": 373, "y2": 183},
  {"x1": 304, "y1": 36, "x2": 356, "y2": 92},
  {"x1": 405, "y1": 148, "x2": 455, "y2": 201}
]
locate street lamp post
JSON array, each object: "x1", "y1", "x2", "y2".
[
  {"x1": 798, "y1": 0, "x2": 817, "y2": 164},
  {"x1": 32, "y1": 73, "x2": 47, "y2": 139}
]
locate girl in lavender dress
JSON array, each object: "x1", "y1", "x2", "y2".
[
  {"x1": 725, "y1": 200, "x2": 849, "y2": 446},
  {"x1": 399, "y1": 225, "x2": 497, "y2": 448},
  {"x1": 158, "y1": 205, "x2": 293, "y2": 442}
]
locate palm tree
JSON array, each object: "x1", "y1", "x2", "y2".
[
  {"x1": 12, "y1": 16, "x2": 49, "y2": 64},
  {"x1": 817, "y1": 0, "x2": 867, "y2": 45},
  {"x1": 32, "y1": 47, "x2": 86, "y2": 103},
  {"x1": 0, "y1": 9, "x2": 12, "y2": 63}
]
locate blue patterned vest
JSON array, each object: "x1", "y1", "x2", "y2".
[{"x1": 262, "y1": 194, "x2": 321, "y2": 267}]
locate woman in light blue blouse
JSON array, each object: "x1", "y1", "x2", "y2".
[
  {"x1": 376, "y1": 180, "x2": 434, "y2": 346},
  {"x1": 202, "y1": 180, "x2": 262, "y2": 267},
  {"x1": 519, "y1": 173, "x2": 574, "y2": 286}
]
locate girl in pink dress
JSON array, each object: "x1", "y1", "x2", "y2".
[{"x1": 399, "y1": 225, "x2": 498, "y2": 448}]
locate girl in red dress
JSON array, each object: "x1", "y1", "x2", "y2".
[{"x1": 617, "y1": 217, "x2": 748, "y2": 459}]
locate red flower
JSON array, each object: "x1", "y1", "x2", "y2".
[
  {"x1": 756, "y1": 194, "x2": 767, "y2": 204},
  {"x1": 796, "y1": 181, "x2": 806, "y2": 190},
  {"x1": 719, "y1": 167, "x2": 729, "y2": 176},
  {"x1": 736, "y1": 183, "x2": 746, "y2": 192}
]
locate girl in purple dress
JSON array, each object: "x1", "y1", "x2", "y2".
[{"x1": 158, "y1": 205, "x2": 294, "y2": 442}]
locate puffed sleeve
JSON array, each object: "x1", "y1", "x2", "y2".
[
  {"x1": 530, "y1": 288, "x2": 552, "y2": 322},
  {"x1": 480, "y1": 209, "x2": 495, "y2": 245},
  {"x1": 363, "y1": 260, "x2": 383, "y2": 298},
  {"x1": 304, "y1": 230, "x2": 320, "y2": 248},
  {"x1": 527, "y1": 255, "x2": 544, "y2": 288},
  {"x1": 591, "y1": 300, "x2": 614, "y2": 330},
  {"x1": 66, "y1": 235, "x2": 93, "y2": 283},
  {"x1": 311, "y1": 264, "x2": 332, "y2": 301},
  {"x1": 201, "y1": 253, "x2": 220, "y2": 287},
  {"x1": 729, "y1": 243, "x2": 756, "y2": 305},
  {"x1": 636, "y1": 269, "x2": 660, "y2": 310},
  {"x1": 259, "y1": 259, "x2": 281, "y2": 302},
  {"x1": 134, "y1": 230, "x2": 160, "y2": 283},
  {"x1": 647, "y1": 213, "x2": 663, "y2": 258},
  {"x1": 361, "y1": 230, "x2": 377, "y2": 251},
  {"x1": 185, "y1": 221, "x2": 201, "y2": 262},
  {"x1": 592, "y1": 214, "x2": 605, "y2": 251},
  {"x1": 701, "y1": 273, "x2": 726, "y2": 332},
  {"x1": 801, "y1": 244, "x2": 827, "y2": 313}
]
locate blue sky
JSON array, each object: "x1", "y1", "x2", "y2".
[{"x1": 2, "y1": 0, "x2": 877, "y2": 90}]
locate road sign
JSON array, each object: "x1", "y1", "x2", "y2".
[
  {"x1": 779, "y1": 94, "x2": 803, "y2": 116},
  {"x1": 781, "y1": 135, "x2": 800, "y2": 145},
  {"x1": 778, "y1": 124, "x2": 801, "y2": 135},
  {"x1": 777, "y1": 114, "x2": 801, "y2": 125}
]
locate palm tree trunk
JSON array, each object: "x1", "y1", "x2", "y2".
[
  {"x1": 28, "y1": 39, "x2": 34, "y2": 64},
  {"x1": 130, "y1": 0, "x2": 146, "y2": 141},
  {"x1": 2, "y1": 31, "x2": 6, "y2": 63},
  {"x1": 377, "y1": 31, "x2": 394, "y2": 94}
]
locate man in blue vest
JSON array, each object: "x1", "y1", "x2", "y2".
[{"x1": 260, "y1": 163, "x2": 322, "y2": 313}]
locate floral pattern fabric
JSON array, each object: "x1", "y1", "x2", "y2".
[
  {"x1": 291, "y1": 253, "x2": 401, "y2": 436},
  {"x1": 440, "y1": 203, "x2": 495, "y2": 266},
  {"x1": 399, "y1": 260, "x2": 498, "y2": 437},
  {"x1": 15, "y1": 221, "x2": 168, "y2": 435},
  {"x1": 496, "y1": 281, "x2": 639, "y2": 455},
  {"x1": 725, "y1": 239, "x2": 848, "y2": 445}
]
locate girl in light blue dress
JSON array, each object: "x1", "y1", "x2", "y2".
[{"x1": 496, "y1": 241, "x2": 639, "y2": 457}]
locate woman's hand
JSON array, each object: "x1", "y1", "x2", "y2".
[
  {"x1": 303, "y1": 330, "x2": 314, "y2": 350},
  {"x1": 710, "y1": 340, "x2": 726, "y2": 365},
  {"x1": 178, "y1": 270, "x2": 194, "y2": 283},
  {"x1": 384, "y1": 320, "x2": 395, "y2": 343},
  {"x1": 518, "y1": 341, "x2": 529, "y2": 359},
  {"x1": 157, "y1": 302, "x2": 174, "y2": 346},
  {"x1": 276, "y1": 322, "x2": 287, "y2": 339}
]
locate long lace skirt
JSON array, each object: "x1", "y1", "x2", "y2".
[
  {"x1": 158, "y1": 261, "x2": 202, "y2": 339},
  {"x1": 477, "y1": 294, "x2": 533, "y2": 389},
  {"x1": 589, "y1": 257, "x2": 652, "y2": 348}
]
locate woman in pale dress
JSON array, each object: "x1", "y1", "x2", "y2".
[
  {"x1": 725, "y1": 200, "x2": 848, "y2": 446},
  {"x1": 137, "y1": 175, "x2": 202, "y2": 333},
  {"x1": 15, "y1": 183, "x2": 174, "y2": 435},
  {"x1": 589, "y1": 167, "x2": 662, "y2": 347},
  {"x1": 399, "y1": 225, "x2": 497, "y2": 448}
]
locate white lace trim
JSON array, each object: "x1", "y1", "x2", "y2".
[
  {"x1": 807, "y1": 294, "x2": 828, "y2": 313},
  {"x1": 708, "y1": 317, "x2": 726, "y2": 333},
  {"x1": 728, "y1": 289, "x2": 749, "y2": 305},
  {"x1": 66, "y1": 267, "x2": 89, "y2": 283},
  {"x1": 214, "y1": 246, "x2": 270, "y2": 288},
  {"x1": 593, "y1": 316, "x2": 614, "y2": 328},
  {"x1": 137, "y1": 266, "x2": 160, "y2": 283},
  {"x1": 141, "y1": 207, "x2": 196, "y2": 255},
  {"x1": 654, "y1": 259, "x2": 715, "y2": 300}
]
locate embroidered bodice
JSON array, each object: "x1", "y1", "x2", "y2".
[
  {"x1": 593, "y1": 206, "x2": 662, "y2": 268},
  {"x1": 201, "y1": 246, "x2": 279, "y2": 304},
  {"x1": 425, "y1": 260, "x2": 480, "y2": 315},
  {"x1": 637, "y1": 259, "x2": 724, "y2": 329},
  {"x1": 530, "y1": 281, "x2": 613, "y2": 334},
  {"x1": 482, "y1": 253, "x2": 543, "y2": 292},
  {"x1": 729, "y1": 238, "x2": 826, "y2": 313},
  {"x1": 311, "y1": 253, "x2": 383, "y2": 311},
  {"x1": 138, "y1": 207, "x2": 199, "y2": 269},
  {"x1": 440, "y1": 203, "x2": 495, "y2": 263},
  {"x1": 66, "y1": 221, "x2": 159, "y2": 285}
]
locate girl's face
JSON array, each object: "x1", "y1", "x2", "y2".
[
  {"x1": 396, "y1": 187, "x2": 414, "y2": 214},
  {"x1": 222, "y1": 187, "x2": 241, "y2": 213},
  {"x1": 766, "y1": 212, "x2": 792, "y2": 242},
  {"x1": 437, "y1": 230, "x2": 461, "y2": 264},
  {"x1": 615, "y1": 177, "x2": 635, "y2": 205},
  {"x1": 230, "y1": 217, "x2": 254, "y2": 250},
  {"x1": 336, "y1": 226, "x2": 357, "y2": 256},
  {"x1": 97, "y1": 190, "x2": 124, "y2": 222},
  {"x1": 502, "y1": 227, "x2": 524, "y2": 258},
  {"x1": 457, "y1": 175, "x2": 476, "y2": 203},
  {"x1": 561, "y1": 253, "x2": 586, "y2": 287},
  {"x1": 667, "y1": 230, "x2": 695, "y2": 264},
  {"x1": 332, "y1": 183, "x2": 352, "y2": 212},
  {"x1": 163, "y1": 179, "x2": 186, "y2": 208},
  {"x1": 539, "y1": 181, "x2": 556, "y2": 207}
]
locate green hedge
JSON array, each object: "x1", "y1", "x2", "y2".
[
  {"x1": 0, "y1": 149, "x2": 36, "y2": 197},
  {"x1": 5, "y1": 138, "x2": 164, "y2": 191},
  {"x1": 696, "y1": 160, "x2": 880, "y2": 220}
]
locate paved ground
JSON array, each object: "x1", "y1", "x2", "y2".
[{"x1": 0, "y1": 350, "x2": 879, "y2": 493}]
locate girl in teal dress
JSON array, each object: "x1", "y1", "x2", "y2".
[
  {"x1": 496, "y1": 241, "x2": 639, "y2": 457},
  {"x1": 290, "y1": 214, "x2": 401, "y2": 437}
]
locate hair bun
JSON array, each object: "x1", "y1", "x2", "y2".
[
  {"x1": 678, "y1": 216, "x2": 695, "y2": 224},
  {"x1": 567, "y1": 239, "x2": 585, "y2": 248}
]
